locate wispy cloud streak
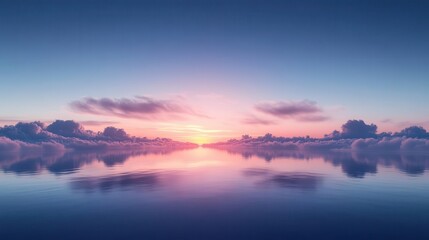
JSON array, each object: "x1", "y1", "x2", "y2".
[
  {"x1": 70, "y1": 96, "x2": 205, "y2": 120},
  {"x1": 241, "y1": 115, "x2": 276, "y2": 125},
  {"x1": 254, "y1": 100, "x2": 328, "y2": 122}
]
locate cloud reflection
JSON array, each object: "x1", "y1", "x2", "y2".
[
  {"x1": 221, "y1": 148, "x2": 429, "y2": 178},
  {"x1": 70, "y1": 171, "x2": 176, "y2": 192},
  {"x1": 0, "y1": 147, "x2": 193, "y2": 175},
  {"x1": 243, "y1": 168, "x2": 323, "y2": 190}
]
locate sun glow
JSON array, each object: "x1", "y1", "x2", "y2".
[
  {"x1": 156, "y1": 124, "x2": 232, "y2": 144},
  {"x1": 188, "y1": 135, "x2": 211, "y2": 145}
]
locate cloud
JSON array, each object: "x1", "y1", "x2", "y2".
[
  {"x1": 395, "y1": 120, "x2": 429, "y2": 128},
  {"x1": 79, "y1": 120, "x2": 119, "y2": 126},
  {"x1": 400, "y1": 138, "x2": 429, "y2": 152},
  {"x1": 254, "y1": 100, "x2": 328, "y2": 122},
  {"x1": 380, "y1": 118, "x2": 393, "y2": 123},
  {"x1": 70, "y1": 96, "x2": 204, "y2": 120},
  {"x1": 0, "y1": 120, "x2": 92, "y2": 143},
  {"x1": 341, "y1": 120, "x2": 377, "y2": 139},
  {"x1": 0, "y1": 120, "x2": 198, "y2": 155},
  {"x1": 0, "y1": 137, "x2": 21, "y2": 154},
  {"x1": 326, "y1": 120, "x2": 378, "y2": 139},
  {"x1": 0, "y1": 121, "x2": 54, "y2": 141},
  {"x1": 101, "y1": 127, "x2": 130, "y2": 141},
  {"x1": 241, "y1": 115, "x2": 276, "y2": 125},
  {"x1": 204, "y1": 118, "x2": 429, "y2": 153},
  {"x1": 351, "y1": 138, "x2": 402, "y2": 151},
  {"x1": 46, "y1": 120, "x2": 94, "y2": 139},
  {"x1": 0, "y1": 137, "x2": 65, "y2": 163},
  {"x1": 395, "y1": 126, "x2": 429, "y2": 138},
  {"x1": 204, "y1": 133, "x2": 351, "y2": 152},
  {"x1": 255, "y1": 100, "x2": 320, "y2": 115},
  {"x1": 301, "y1": 140, "x2": 351, "y2": 151},
  {"x1": 297, "y1": 115, "x2": 330, "y2": 122},
  {"x1": 206, "y1": 136, "x2": 429, "y2": 154}
]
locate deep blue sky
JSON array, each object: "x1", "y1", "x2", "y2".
[{"x1": 1, "y1": 0, "x2": 429, "y2": 140}]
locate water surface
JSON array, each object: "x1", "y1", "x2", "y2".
[{"x1": 1, "y1": 147, "x2": 429, "y2": 239}]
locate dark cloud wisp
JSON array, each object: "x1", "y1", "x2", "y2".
[
  {"x1": 254, "y1": 100, "x2": 328, "y2": 122},
  {"x1": 70, "y1": 96, "x2": 203, "y2": 120},
  {"x1": 242, "y1": 115, "x2": 276, "y2": 125}
]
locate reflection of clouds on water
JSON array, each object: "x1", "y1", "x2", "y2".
[
  {"x1": 340, "y1": 158, "x2": 377, "y2": 178},
  {"x1": 243, "y1": 168, "x2": 323, "y2": 190},
  {"x1": 0, "y1": 148, "x2": 192, "y2": 175},
  {"x1": 349, "y1": 152, "x2": 429, "y2": 176},
  {"x1": 70, "y1": 170, "x2": 178, "y2": 192},
  {"x1": 221, "y1": 148, "x2": 429, "y2": 178},
  {"x1": 100, "y1": 153, "x2": 129, "y2": 167},
  {"x1": 231, "y1": 149, "x2": 308, "y2": 162},
  {"x1": 2, "y1": 158, "x2": 44, "y2": 175},
  {"x1": 397, "y1": 154, "x2": 428, "y2": 175}
]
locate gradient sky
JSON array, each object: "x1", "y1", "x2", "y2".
[{"x1": 1, "y1": 0, "x2": 429, "y2": 143}]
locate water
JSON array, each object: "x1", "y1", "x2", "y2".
[{"x1": 1, "y1": 147, "x2": 429, "y2": 239}]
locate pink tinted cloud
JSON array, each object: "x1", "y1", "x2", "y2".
[
  {"x1": 241, "y1": 115, "x2": 276, "y2": 125},
  {"x1": 255, "y1": 100, "x2": 328, "y2": 122},
  {"x1": 297, "y1": 115, "x2": 330, "y2": 122},
  {"x1": 79, "y1": 120, "x2": 119, "y2": 126},
  {"x1": 70, "y1": 96, "x2": 206, "y2": 120}
]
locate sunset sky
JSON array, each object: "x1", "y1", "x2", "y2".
[{"x1": 1, "y1": 0, "x2": 429, "y2": 143}]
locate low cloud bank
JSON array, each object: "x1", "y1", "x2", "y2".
[
  {"x1": 204, "y1": 120, "x2": 429, "y2": 152},
  {"x1": 3, "y1": 119, "x2": 429, "y2": 155},
  {"x1": 0, "y1": 120, "x2": 197, "y2": 156}
]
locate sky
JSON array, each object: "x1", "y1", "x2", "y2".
[{"x1": 1, "y1": 0, "x2": 429, "y2": 144}]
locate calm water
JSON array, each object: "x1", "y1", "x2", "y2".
[{"x1": 1, "y1": 147, "x2": 429, "y2": 240}]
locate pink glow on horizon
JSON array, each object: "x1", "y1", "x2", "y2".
[{"x1": 4, "y1": 92, "x2": 428, "y2": 144}]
